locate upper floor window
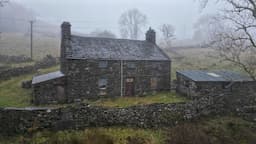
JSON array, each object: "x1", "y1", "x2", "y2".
[
  {"x1": 99, "y1": 61, "x2": 108, "y2": 68},
  {"x1": 127, "y1": 62, "x2": 136, "y2": 69}
]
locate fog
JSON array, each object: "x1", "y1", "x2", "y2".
[{"x1": 12, "y1": 0, "x2": 219, "y2": 39}]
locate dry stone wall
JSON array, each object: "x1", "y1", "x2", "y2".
[
  {"x1": 0, "y1": 95, "x2": 220, "y2": 135},
  {"x1": 0, "y1": 55, "x2": 32, "y2": 63},
  {"x1": 0, "y1": 91, "x2": 255, "y2": 135},
  {"x1": 0, "y1": 55, "x2": 59, "y2": 81}
]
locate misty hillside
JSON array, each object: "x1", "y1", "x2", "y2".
[{"x1": 0, "y1": 2, "x2": 59, "y2": 37}]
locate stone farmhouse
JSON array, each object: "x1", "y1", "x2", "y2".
[
  {"x1": 176, "y1": 70, "x2": 254, "y2": 99},
  {"x1": 32, "y1": 22, "x2": 171, "y2": 105}
]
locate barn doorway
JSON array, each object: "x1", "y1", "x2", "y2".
[
  {"x1": 125, "y1": 78, "x2": 135, "y2": 96},
  {"x1": 56, "y1": 85, "x2": 65, "y2": 102}
]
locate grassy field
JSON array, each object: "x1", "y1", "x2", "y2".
[
  {"x1": 167, "y1": 47, "x2": 245, "y2": 79},
  {"x1": 0, "y1": 33, "x2": 59, "y2": 60},
  {"x1": 0, "y1": 116, "x2": 255, "y2": 144},
  {"x1": 0, "y1": 66, "x2": 59, "y2": 107},
  {"x1": 88, "y1": 92, "x2": 187, "y2": 108}
]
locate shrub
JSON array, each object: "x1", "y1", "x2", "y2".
[{"x1": 166, "y1": 124, "x2": 212, "y2": 144}]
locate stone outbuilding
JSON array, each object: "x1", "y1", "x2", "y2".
[
  {"x1": 176, "y1": 70, "x2": 254, "y2": 99},
  {"x1": 32, "y1": 22, "x2": 171, "y2": 105}
]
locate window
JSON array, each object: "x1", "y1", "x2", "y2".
[
  {"x1": 99, "y1": 61, "x2": 108, "y2": 68},
  {"x1": 98, "y1": 78, "x2": 108, "y2": 90},
  {"x1": 127, "y1": 62, "x2": 136, "y2": 69},
  {"x1": 98, "y1": 78, "x2": 108, "y2": 96}
]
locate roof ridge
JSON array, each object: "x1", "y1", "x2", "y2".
[{"x1": 71, "y1": 34, "x2": 147, "y2": 43}]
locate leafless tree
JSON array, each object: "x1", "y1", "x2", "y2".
[
  {"x1": 90, "y1": 30, "x2": 116, "y2": 38},
  {"x1": 159, "y1": 24, "x2": 175, "y2": 47},
  {"x1": 0, "y1": 0, "x2": 9, "y2": 7},
  {"x1": 201, "y1": 0, "x2": 256, "y2": 79},
  {"x1": 118, "y1": 8, "x2": 147, "y2": 40},
  {"x1": 193, "y1": 14, "x2": 222, "y2": 47}
]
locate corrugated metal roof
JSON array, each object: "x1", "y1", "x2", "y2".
[
  {"x1": 67, "y1": 35, "x2": 170, "y2": 61},
  {"x1": 177, "y1": 70, "x2": 252, "y2": 82},
  {"x1": 32, "y1": 71, "x2": 65, "y2": 84}
]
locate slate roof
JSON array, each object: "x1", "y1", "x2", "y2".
[
  {"x1": 177, "y1": 70, "x2": 252, "y2": 82},
  {"x1": 68, "y1": 35, "x2": 170, "y2": 61},
  {"x1": 32, "y1": 71, "x2": 65, "y2": 84}
]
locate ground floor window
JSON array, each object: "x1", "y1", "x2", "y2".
[
  {"x1": 98, "y1": 78, "x2": 108, "y2": 96},
  {"x1": 98, "y1": 78, "x2": 108, "y2": 90}
]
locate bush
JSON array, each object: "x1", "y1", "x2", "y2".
[
  {"x1": 166, "y1": 124, "x2": 212, "y2": 144},
  {"x1": 126, "y1": 136, "x2": 152, "y2": 144}
]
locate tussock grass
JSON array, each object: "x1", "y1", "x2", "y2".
[{"x1": 0, "y1": 128, "x2": 166, "y2": 144}]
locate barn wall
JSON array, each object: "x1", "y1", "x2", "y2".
[
  {"x1": 33, "y1": 77, "x2": 66, "y2": 105},
  {"x1": 176, "y1": 72, "x2": 256, "y2": 104},
  {"x1": 65, "y1": 59, "x2": 171, "y2": 101}
]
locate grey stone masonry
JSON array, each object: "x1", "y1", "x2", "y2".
[
  {"x1": 32, "y1": 22, "x2": 171, "y2": 104},
  {"x1": 65, "y1": 59, "x2": 171, "y2": 102},
  {"x1": 0, "y1": 94, "x2": 221, "y2": 135}
]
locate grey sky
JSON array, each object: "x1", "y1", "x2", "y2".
[{"x1": 13, "y1": 0, "x2": 218, "y2": 39}]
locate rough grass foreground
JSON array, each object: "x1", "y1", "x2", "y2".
[{"x1": 0, "y1": 117, "x2": 255, "y2": 144}]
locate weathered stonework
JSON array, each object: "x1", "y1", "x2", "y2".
[
  {"x1": 32, "y1": 22, "x2": 171, "y2": 104},
  {"x1": 176, "y1": 71, "x2": 256, "y2": 100},
  {"x1": 33, "y1": 77, "x2": 66, "y2": 105},
  {"x1": 0, "y1": 94, "x2": 220, "y2": 135},
  {"x1": 65, "y1": 59, "x2": 171, "y2": 101}
]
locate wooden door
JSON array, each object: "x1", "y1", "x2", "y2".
[{"x1": 125, "y1": 78, "x2": 135, "y2": 96}]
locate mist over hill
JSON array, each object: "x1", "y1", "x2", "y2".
[{"x1": 0, "y1": 2, "x2": 59, "y2": 37}]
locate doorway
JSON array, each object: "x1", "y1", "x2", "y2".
[{"x1": 125, "y1": 78, "x2": 135, "y2": 96}]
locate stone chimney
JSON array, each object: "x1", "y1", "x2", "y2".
[
  {"x1": 146, "y1": 27, "x2": 156, "y2": 44},
  {"x1": 60, "y1": 22, "x2": 71, "y2": 73}
]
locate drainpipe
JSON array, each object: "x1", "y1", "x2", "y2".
[{"x1": 120, "y1": 60, "x2": 124, "y2": 97}]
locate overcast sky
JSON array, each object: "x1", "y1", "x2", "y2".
[{"x1": 13, "y1": 0, "x2": 219, "y2": 39}]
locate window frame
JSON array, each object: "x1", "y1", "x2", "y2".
[
  {"x1": 98, "y1": 78, "x2": 108, "y2": 90},
  {"x1": 98, "y1": 61, "x2": 108, "y2": 68}
]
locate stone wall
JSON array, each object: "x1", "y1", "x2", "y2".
[
  {"x1": 0, "y1": 55, "x2": 59, "y2": 81},
  {"x1": 176, "y1": 73, "x2": 256, "y2": 101},
  {"x1": 0, "y1": 55, "x2": 32, "y2": 63},
  {"x1": 0, "y1": 95, "x2": 220, "y2": 135},
  {"x1": 65, "y1": 59, "x2": 171, "y2": 101},
  {"x1": 33, "y1": 77, "x2": 66, "y2": 105},
  {"x1": 0, "y1": 90, "x2": 255, "y2": 135}
]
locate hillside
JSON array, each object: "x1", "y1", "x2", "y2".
[{"x1": 0, "y1": 32, "x2": 59, "y2": 59}]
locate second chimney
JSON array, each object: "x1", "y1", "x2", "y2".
[{"x1": 145, "y1": 27, "x2": 156, "y2": 44}]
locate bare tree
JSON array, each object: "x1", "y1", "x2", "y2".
[
  {"x1": 119, "y1": 8, "x2": 147, "y2": 40},
  {"x1": 159, "y1": 24, "x2": 175, "y2": 47},
  {"x1": 90, "y1": 30, "x2": 116, "y2": 38},
  {"x1": 0, "y1": 0, "x2": 9, "y2": 7},
  {"x1": 193, "y1": 14, "x2": 221, "y2": 47},
  {"x1": 203, "y1": 0, "x2": 256, "y2": 79}
]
